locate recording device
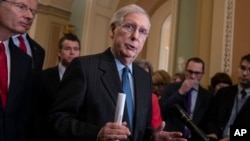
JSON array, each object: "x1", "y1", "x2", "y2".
[{"x1": 173, "y1": 104, "x2": 210, "y2": 141}]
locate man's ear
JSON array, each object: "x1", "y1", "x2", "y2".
[{"x1": 109, "y1": 24, "x2": 116, "y2": 39}]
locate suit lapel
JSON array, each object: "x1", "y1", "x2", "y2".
[
  {"x1": 132, "y1": 64, "x2": 150, "y2": 140},
  {"x1": 192, "y1": 86, "x2": 209, "y2": 123},
  {"x1": 26, "y1": 35, "x2": 37, "y2": 68},
  {"x1": 50, "y1": 66, "x2": 61, "y2": 86},
  {"x1": 239, "y1": 98, "x2": 250, "y2": 114},
  {"x1": 99, "y1": 49, "x2": 122, "y2": 105},
  {"x1": 6, "y1": 42, "x2": 32, "y2": 111}
]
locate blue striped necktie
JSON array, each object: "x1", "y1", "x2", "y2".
[{"x1": 122, "y1": 66, "x2": 134, "y2": 129}]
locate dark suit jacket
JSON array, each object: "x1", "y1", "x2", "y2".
[
  {"x1": 9, "y1": 34, "x2": 45, "y2": 73},
  {"x1": 0, "y1": 43, "x2": 33, "y2": 141},
  {"x1": 9, "y1": 35, "x2": 45, "y2": 90},
  {"x1": 8, "y1": 35, "x2": 45, "y2": 140},
  {"x1": 160, "y1": 82, "x2": 213, "y2": 140},
  {"x1": 40, "y1": 66, "x2": 60, "y2": 102},
  {"x1": 205, "y1": 85, "x2": 250, "y2": 139},
  {"x1": 49, "y1": 48, "x2": 153, "y2": 141},
  {"x1": 34, "y1": 66, "x2": 60, "y2": 140}
]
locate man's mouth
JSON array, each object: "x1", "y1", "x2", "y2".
[{"x1": 125, "y1": 44, "x2": 136, "y2": 50}]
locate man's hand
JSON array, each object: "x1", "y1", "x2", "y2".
[
  {"x1": 152, "y1": 121, "x2": 187, "y2": 141},
  {"x1": 98, "y1": 122, "x2": 131, "y2": 141},
  {"x1": 219, "y1": 137, "x2": 229, "y2": 141},
  {"x1": 178, "y1": 79, "x2": 198, "y2": 95}
]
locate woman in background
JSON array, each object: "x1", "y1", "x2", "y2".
[
  {"x1": 134, "y1": 59, "x2": 163, "y2": 129},
  {"x1": 209, "y1": 72, "x2": 232, "y2": 95}
]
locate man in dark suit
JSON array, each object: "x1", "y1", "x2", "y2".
[
  {"x1": 206, "y1": 54, "x2": 250, "y2": 141},
  {"x1": 9, "y1": 13, "x2": 45, "y2": 141},
  {"x1": 0, "y1": 0, "x2": 39, "y2": 141},
  {"x1": 10, "y1": 33, "x2": 45, "y2": 73},
  {"x1": 160, "y1": 57, "x2": 213, "y2": 141},
  {"x1": 36, "y1": 34, "x2": 80, "y2": 140},
  {"x1": 49, "y1": 4, "x2": 186, "y2": 141}
]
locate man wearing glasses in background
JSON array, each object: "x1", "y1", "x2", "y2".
[
  {"x1": 206, "y1": 54, "x2": 250, "y2": 141},
  {"x1": 160, "y1": 57, "x2": 213, "y2": 141},
  {"x1": 0, "y1": 0, "x2": 41, "y2": 141}
]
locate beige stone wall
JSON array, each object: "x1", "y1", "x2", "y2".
[
  {"x1": 232, "y1": 0, "x2": 250, "y2": 84},
  {"x1": 29, "y1": 0, "x2": 249, "y2": 87}
]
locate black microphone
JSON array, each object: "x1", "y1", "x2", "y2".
[{"x1": 173, "y1": 104, "x2": 210, "y2": 141}]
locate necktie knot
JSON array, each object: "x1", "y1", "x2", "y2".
[
  {"x1": 241, "y1": 89, "x2": 247, "y2": 99},
  {"x1": 18, "y1": 35, "x2": 24, "y2": 42},
  {"x1": 123, "y1": 66, "x2": 129, "y2": 74}
]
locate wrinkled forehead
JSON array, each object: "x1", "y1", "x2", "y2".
[
  {"x1": 16, "y1": 0, "x2": 38, "y2": 9},
  {"x1": 123, "y1": 12, "x2": 151, "y2": 29}
]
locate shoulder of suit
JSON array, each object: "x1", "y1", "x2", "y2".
[{"x1": 43, "y1": 66, "x2": 58, "y2": 72}]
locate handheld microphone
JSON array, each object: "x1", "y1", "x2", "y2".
[{"x1": 173, "y1": 104, "x2": 210, "y2": 141}]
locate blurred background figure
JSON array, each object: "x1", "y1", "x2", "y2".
[
  {"x1": 152, "y1": 70, "x2": 171, "y2": 99},
  {"x1": 134, "y1": 59, "x2": 153, "y2": 74},
  {"x1": 205, "y1": 54, "x2": 250, "y2": 141},
  {"x1": 160, "y1": 57, "x2": 213, "y2": 141},
  {"x1": 134, "y1": 59, "x2": 163, "y2": 129},
  {"x1": 171, "y1": 73, "x2": 185, "y2": 83},
  {"x1": 36, "y1": 33, "x2": 81, "y2": 140},
  {"x1": 209, "y1": 72, "x2": 232, "y2": 95}
]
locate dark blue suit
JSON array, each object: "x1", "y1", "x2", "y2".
[
  {"x1": 0, "y1": 43, "x2": 33, "y2": 141},
  {"x1": 3, "y1": 35, "x2": 45, "y2": 141},
  {"x1": 49, "y1": 48, "x2": 153, "y2": 141},
  {"x1": 35, "y1": 66, "x2": 60, "y2": 141},
  {"x1": 160, "y1": 82, "x2": 213, "y2": 140}
]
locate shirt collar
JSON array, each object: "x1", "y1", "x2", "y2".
[
  {"x1": 114, "y1": 58, "x2": 133, "y2": 73},
  {"x1": 58, "y1": 62, "x2": 66, "y2": 80},
  {"x1": 238, "y1": 84, "x2": 250, "y2": 96}
]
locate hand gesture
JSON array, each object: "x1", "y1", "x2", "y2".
[
  {"x1": 178, "y1": 79, "x2": 198, "y2": 95},
  {"x1": 152, "y1": 121, "x2": 187, "y2": 141}
]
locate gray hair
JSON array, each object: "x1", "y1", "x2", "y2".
[{"x1": 110, "y1": 4, "x2": 150, "y2": 28}]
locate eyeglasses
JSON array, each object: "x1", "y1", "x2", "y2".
[
  {"x1": 186, "y1": 69, "x2": 203, "y2": 76},
  {"x1": 120, "y1": 22, "x2": 149, "y2": 39},
  {"x1": 62, "y1": 47, "x2": 80, "y2": 51},
  {"x1": 2, "y1": 0, "x2": 36, "y2": 16},
  {"x1": 239, "y1": 65, "x2": 250, "y2": 74}
]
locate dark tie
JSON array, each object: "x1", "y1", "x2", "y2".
[
  {"x1": 183, "y1": 88, "x2": 194, "y2": 138},
  {"x1": 0, "y1": 42, "x2": 8, "y2": 110},
  {"x1": 17, "y1": 35, "x2": 27, "y2": 53},
  {"x1": 122, "y1": 66, "x2": 134, "y2": 129},
  {"x1": 186, "y1": 88, "x2": 194, "y2": 115},
  {"x1": 241, "y1": 89, "x2": 247, "y2": 99}
]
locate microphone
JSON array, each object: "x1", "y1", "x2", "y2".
[{"x1": 173, "y1": 104, "x2": 210, "y2": 141}]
